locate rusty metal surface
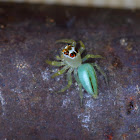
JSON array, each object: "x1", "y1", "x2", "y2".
[{"x1": 0, "y1": 3, "x2": 140, "y2": 140}]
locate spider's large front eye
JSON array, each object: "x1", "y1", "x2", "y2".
[
  {"x1": 64, "y1": 51, "x2": 69, "y2": 55},
  {"x1": 70, "y1": 52, "x2": 76, "y2": 58},
  {"x1": 62, "y1": 49, "x2": 69, "y2": 55}
]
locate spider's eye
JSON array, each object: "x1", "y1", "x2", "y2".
[
  {"x1": 64, "y1": 51, "x2": 69, "y2": 55},
  {"x1": 70, "y1": 52, "x2": 76, "y2": 58},
  {"x1": 62, "y1": 49, "x2": 69, "y2": 55}
]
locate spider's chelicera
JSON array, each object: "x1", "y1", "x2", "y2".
[{"x1": 46, "y1": 39, "x2": 107, "y2": 105}]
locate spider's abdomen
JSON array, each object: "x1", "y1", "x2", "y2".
[{"x1": 78, "y1": 63, "x2": 98, "y2": 98}]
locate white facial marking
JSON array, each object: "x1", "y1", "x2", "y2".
[
  {"x1": 69, "y1": 47, "x2": 76, "y2": 54},
  {"x1": 63, "y1": 45, "x2": 77, "y2": 59}
]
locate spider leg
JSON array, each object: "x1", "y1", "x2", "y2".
[
  {"x1": 56, "y1": 39, "x2": 76, "y2": 47},
  {"x1": 51, "y1": 65, "x2": 70, "y2": 78},
  {"x1": 46, "y1": 60, "x2": 64, "y2": 66},
  {"x1": 58, "y1": 68, "x2": 73, "y2": 93},
  {"x1": 78, "y1": 40, "x2": 85, "y2": 54},
  {"x1": 82, "y1": 54, "x2": 103, "y2": 62},
  {"x1": 74, "y1": 69, "x2": 83, "y2": 106},
  {"x1": 55, "y1": 55, "x2": 62, "y2": 60},
  {"x1": 92, "y1": 63, "x2": 108, "y2": 85}
]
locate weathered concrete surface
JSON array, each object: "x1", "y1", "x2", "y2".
[{"x1": 0, "y1": 3, "x2": 140, "y2": 140}]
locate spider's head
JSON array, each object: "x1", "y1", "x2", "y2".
[
  {"x1": 62, "y1": 45, "x2": 78, "y2": 59},
  {"x1": 61, "y1": 45, "x2": 82, "y2": 68}
]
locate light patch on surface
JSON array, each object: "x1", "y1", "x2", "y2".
[
  {"x1": 10, "y1": 71, "x2": 36, "y2": 95},
  {"x1": 61, "y1": 96, "x2": 71, "y2": 108},
  {"x1": 126, "y1": 17, "x2": 133, "y2": 24},
  {"x1": 136, "y1": 85, "x2": 140, "y2": 94},
  {"x1": 41, "y1": 68, "x2": 51, "y2": 81},
  {"x1": 77, "y1": 94, "x2": 94, "y2": 131},
  {"x1": 41, "y1": 68, "x2": 63, "y2": 82},
  {"x1": 120, "y1": 38, "x2": 128, "y2": 46},
  {"x1": 123, "y1": 85, "x2": 139, "y2": 94},
  {"x1": 45, "y1": 94, "x2": 54, "y2": 111},
  {"x1": 52, "y1": 68, "x2": 63, "y2": 81},
  {"x1": 0, "y1": 88, "x2": 6, "y2": 116},
  {"x1": 14, "y1": 57, "x2": 30, "y2": 75},
  {"x1": 16, "y1": 61, "x2": 29, "y2": 69},
  {"x1": 11, "y1": 88, "x2": 29, "y2": 109},
  {"x1": 55, "y1": 75, "x2": 63, "y2": 81},
  {"x1": 48, "y1": 87, "x2": 53, "y2": 92},
  {"x1": 11, "y1": 88, "x2": 24, "y2": 94},
  {"x1": 114, "y1": 84, "x2": 139, "y2": 116},
  {"x1": 77, "y1": 112, "x2": 91, "y2": 131}
]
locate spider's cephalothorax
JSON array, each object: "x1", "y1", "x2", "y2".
[
  {"x1": 46, "y1": 39, "x2": 107, "y2": 105},
  {"x1": 62, "y1": 45, "x2": 82, "y2": 68}
]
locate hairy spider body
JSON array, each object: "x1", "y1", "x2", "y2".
[{"x1": 46, "y1": 39, "x2": 107, "y2": 105}]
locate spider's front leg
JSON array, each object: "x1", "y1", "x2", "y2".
[
  {"x1": 92, "y1": 63, "x2": 108, "y2": 85},
  {"x1": 46, "y1": 60, "x2": 64, "y2": 66},
  {"x1": 58, "y1": 68, "x2": 73, "y2": 93},
  {"x1": 74, "y1": 69, "x2": 83, "y2": 106},
  {"x1": 82, "y1": 54, "x2": 103, "y2": 62},
  {"x1": 51, "y1": 65, "x2": 70, "y2": 78},
  {"x1": 56, "y1": 39, "x2": 76, "y2": 47}
]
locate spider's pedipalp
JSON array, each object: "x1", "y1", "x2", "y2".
[{"x1": 78, "y1": 40, "x2": 85, "y2": 54}]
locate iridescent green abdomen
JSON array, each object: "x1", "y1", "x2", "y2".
[{"x1": 78, "y1": 63, "x2": 98, "y2": 98}]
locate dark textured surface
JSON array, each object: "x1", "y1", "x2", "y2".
[{"x1": 0, "y1": 3, "x2": 140, "y2": 140}]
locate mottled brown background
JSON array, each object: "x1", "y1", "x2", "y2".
[{"x1": 0, "y1": 3, "x2": 140, "y2": 140}]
